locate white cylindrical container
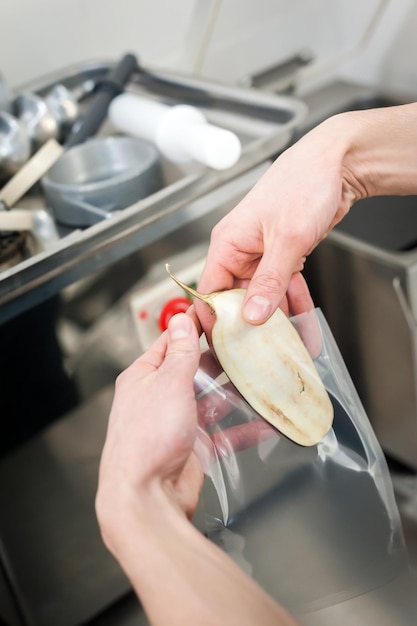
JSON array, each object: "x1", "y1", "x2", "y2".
[{"x1": 108, "y1": 93, "x2": 242, "y2": 170}]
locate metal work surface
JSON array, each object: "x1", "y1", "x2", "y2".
[{"x1": 0, "y1": 388, "x2": 124, "y2": 626}]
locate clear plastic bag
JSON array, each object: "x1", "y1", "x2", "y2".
[{"x1": 193, "y1": 309, "x2": 409, "y2": 616}]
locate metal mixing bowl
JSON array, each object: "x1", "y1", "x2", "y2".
[{"x1": 41, "y1": 136, "x2": 163, "y2": 227}]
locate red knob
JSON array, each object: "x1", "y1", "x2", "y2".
[{"x1": 158, "y1": 296, "x2": 191, "y2": 332}]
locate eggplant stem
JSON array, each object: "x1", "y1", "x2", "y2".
[{"x1": 165, "y1": 264, "x2": 216, "y2": 310}]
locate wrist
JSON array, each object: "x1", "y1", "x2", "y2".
[
  {"x1": 98, "y1": 479, "x2": 301, "y2": 626},
  {"x1": 330, "y1": 103, "x2": 417, "y2": 199},
  {"x1": 96, "y1": 477, "x2": 184, "y2": 558},
  {"x1": 316, "y1": 112, "x2": 370, "y2": 205}
]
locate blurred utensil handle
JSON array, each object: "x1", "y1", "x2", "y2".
[
  {"x1": 65, "y1": 52, "x2": 138, "y2": 148},
  {"x1": 0, "y1": 138, "x2": 63, "y2": 208}
]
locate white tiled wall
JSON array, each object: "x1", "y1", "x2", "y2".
[{"x1": 0, "y1": 0, "x2": 416, "y2": 93}]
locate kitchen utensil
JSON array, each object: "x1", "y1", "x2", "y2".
[
  {"x1": 0, "y1": 208, "x2": 59, "y2": 249},
  {"x1": 65, "y1": 53, "x2": 138, "y2": 148},
  {"x1": 109, "y1": 93, "x2": 242, "y2": 170},
  {"x1": 41, "y1": 135, "x2": 162, "y2": 226},
  {"x1": 0, "y1": 111, "x2": 31, "y2": 178},
  {"x1": 1, "y1": 53, "x2": 138, "y2": 226},
  {"x1": 0, "y1": 138, "x2": 63, "y2": 209},
  {"x1": 14, "y1": 92, "x2": 59, "y2": 151},
  {"x1": 45, "y1": 80, "x2": 95, "y2": 141}
]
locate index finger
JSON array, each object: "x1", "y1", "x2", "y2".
[{"x1": 241, "y1": 235, "x2": 308, "y2": 323}]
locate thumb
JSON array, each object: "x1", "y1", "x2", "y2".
[
  {"x1": 242, "y1": 245, "x2": 302, "y2": 324},
  {"x1": 164, "y1": 313, "x2": 200, "y2": 379}
]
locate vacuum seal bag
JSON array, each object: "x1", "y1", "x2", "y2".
[{"x1": 193, "y1": 308, "x2": 409, "y2": 616}]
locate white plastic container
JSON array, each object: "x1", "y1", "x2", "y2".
[{"x1": 108, "y1": 93, "x2": 242, "y2": 170}]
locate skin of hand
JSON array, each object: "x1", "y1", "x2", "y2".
[
  {"x1": 96, "y1": 312, "x2": 203, "y2": 528},
  {"x1": 197, "y1": 103, "x2": 417, "y2": 334},
  {"x1": 96, "y1": 313, "x2": 300, "y2": 626}
]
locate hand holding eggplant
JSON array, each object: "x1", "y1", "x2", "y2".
[{"x1": 167, "y1": 265, "x2": 333, "y2": 446}]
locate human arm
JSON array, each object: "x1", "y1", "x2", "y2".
[
  {"x1": 95, "y1": 313, "x2": 300, "y2": 626},
  {"x1": 197, "y1": 102, "x2": 417, "y2": 327}
]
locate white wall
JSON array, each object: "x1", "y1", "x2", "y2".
[
  {"x1": 193, "y1": 0, "x2": 417, "y2": 95},
  {"x1": 0, "y1": 0, "x2": 198, "y2": 89},
  {"x1": 339, "y1": 0, "x2": 417, "y2": 93},
  {"x1": 195, "y1": 0, "x2": 389, "y2": 85},
  {"x1": 0, "y1": 0, "x2": 416, "y2": 95}
]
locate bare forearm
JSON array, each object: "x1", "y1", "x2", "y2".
[
  {"x1": 100, "y1": 487, "x2": 300, "y2": 626},
  {"x1": 325, "y1": 102, "x2": 417, "y2": 199}
]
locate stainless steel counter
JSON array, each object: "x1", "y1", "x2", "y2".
[{"x1": 0, "y1": 388, "x2": 123, "y2": 626}]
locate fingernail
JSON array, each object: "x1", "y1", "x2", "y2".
[
  {"x1": 244, "y1": 295, "x2": 272, "y2": 322},
  {"x1": 169, "y1": 313, "x2": 191, "y2": 339}
]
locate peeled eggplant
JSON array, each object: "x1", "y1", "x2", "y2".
[{"x1": 166, "y1": 264, "x2": 333, "y2": 446}]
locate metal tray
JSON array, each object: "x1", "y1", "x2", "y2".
[{"x1": 0, "y1": 60, "x2": 307, "y2": 324}]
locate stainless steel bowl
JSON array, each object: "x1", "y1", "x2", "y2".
[
  {"x1": 0, "y1": 111, "x2": 31, "y2": 179},
  {"x1": 41, "y1": 136, "x2": 163, "y2": 227},
  {"x1": 14, "y1": 92, "x2": 59, "y2": 151}
]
